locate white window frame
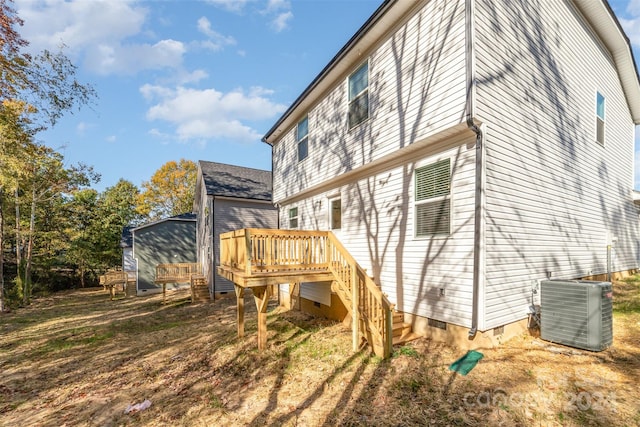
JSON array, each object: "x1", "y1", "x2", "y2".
[
  {"x1": 348, "y1": 61, "x2": 369, "y2": 129},
  {"x1": 288, "y1": 207, "x2": 299, "y2": 229},
  {"x1": 297, "y1": 116, "x2": 309, "y2": 161},
  {"x1": 414, "y1": 158, "x2": 451, "y2": 238},
  {"x1": 596, "y1": 91, "x2": 605, "y2": 145}
]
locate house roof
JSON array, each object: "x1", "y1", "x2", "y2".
[
  {"x1": 575, "y1": 0, "x2": 640, "y2": 124},
  {"x1": 132, "y1": 212, "x2": 197, "y2": 232},
  {"x1": 198, "y1": 160, "x2": 272, "y2": 201},
  {"x1": 262, "y1": 0, "x2": 640, "y2": 143}
]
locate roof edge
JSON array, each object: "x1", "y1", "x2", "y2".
[{"x1": 262, "y1": 0, "x2": 397, "y2": 145}]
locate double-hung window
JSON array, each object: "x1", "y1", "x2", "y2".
[
  {"x1": 348, "y1": 62, "x2": 369, "y2": 129},
  {"x1": 297, "y1": 116, "x2": 308, "y2": 161},
  {"x1": 596, "y1": 91, "x2": 605, "y2": 145},
  {"x1": 289, "y1": 207, "x2": 299, "y2": 229},
  {"x1": 415, "y1": 159, "x2": 451, "y2": 237}
]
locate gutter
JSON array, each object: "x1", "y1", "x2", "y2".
[{"x1": 466, "y1": 0, "x2": 485, "y2": 339}]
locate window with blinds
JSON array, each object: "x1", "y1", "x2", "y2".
[{"x1": 415, "y1": 159, "x2": 451, "y2": 236}]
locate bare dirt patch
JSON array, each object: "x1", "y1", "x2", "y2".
[{"x1": 1, "y1": 280, "x2": 639, "y2": 426}]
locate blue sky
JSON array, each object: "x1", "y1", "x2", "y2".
[{"x1": 12, "y1": 0, "x2": 640, "y2": 191}]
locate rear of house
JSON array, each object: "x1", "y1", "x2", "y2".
[{"x1": 263, "y1": 0, "x2": 640, "y2": 347}]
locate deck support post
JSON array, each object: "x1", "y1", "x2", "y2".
[
  {"x1": 235, "y1": 285, "x2": 245, "y2": 338},
  {"x1": 351, "y1": 266, "x2": 359, "y2": 352},
  {"x1": 253, "y1": 285, "x2": 270, "y2": 351}
]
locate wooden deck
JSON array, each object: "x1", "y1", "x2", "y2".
[
  {"x1": 155, "y1": 263, "x2": 206, "y2": 303},
  {"x1": 218, "y1": 228, "x2": 401, "y2": 358}
]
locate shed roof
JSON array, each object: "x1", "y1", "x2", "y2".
[
  {"x1": 132, "y1": 212, "x2": 197, "y2": 232},
  {"x1": 199, "y1": 161, "x2": 272, "y2": 201}
]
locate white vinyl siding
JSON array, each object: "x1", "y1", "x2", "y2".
[
  {"x1": 476, "y1": 0, "x2": 640, "y2": 329},
  {"x1": 279, "y1": 140, "x2": 477, "y2": 327},
  {"x1": 301, "y1": 282, "x2": 332, "y2": 306},
  {"x1": 272, "y1": 0, "x2": 467, "y2": 204}
]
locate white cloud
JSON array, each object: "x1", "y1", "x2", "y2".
[
  {"x1": 85, "y1": 39, "x2": 186, "y2": 75},
  {"x1": 620, "y1": 0, "x2": 640, "y2": 47},
  {"x1": 16, "y1": 0, "x2": 147, "y2": 54},
  {"x1": 106, "y1": 135, "x2": 116, "y2": 143},
  {"x1": 205, "y1": 0, "x2": 250, "y2": 13},
  {"x1": 271, "y1": 11, "x2": 293, "y2": 33},
  {"x1": 142, "y1": 85, "x2": 287, "y2": 144},
  {"x1": 196, "y1": 16, "x2": 236, "y2": 51},
  {"x1": 620, "y1": 17, "x2": 640, "y2": 46}
]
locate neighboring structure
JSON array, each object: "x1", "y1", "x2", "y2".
[
  {"x1": 120, "y1": 226, "x2": 136, "y2": 283},
  {"x1": 194, "y1": 161, "x2": 278, "y2": 297},
  {"x1": 131, "y1": 213, "x2": 197, "y2": 295},
  {"x1": 262, "y1": 0, "x2": 640, "y2": 346}
]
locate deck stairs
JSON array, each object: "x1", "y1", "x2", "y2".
[{"x1": 218, "y1": 228, "x2": 419, "y2": 358}]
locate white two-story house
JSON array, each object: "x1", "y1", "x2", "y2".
[{"x1": 262, "y1": 0, "x2": 640, "y2": 346}]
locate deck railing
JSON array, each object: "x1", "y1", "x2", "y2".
[
  {"x1": 219, "y1": 228, "x2": 393, "y2": 358},
  {"x1": 155, "y1": 262, "x2": 202, "y2": 283}
]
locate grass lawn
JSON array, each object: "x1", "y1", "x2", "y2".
[{"x1": 0, "y1": 278, "x2": 638, "y2": 426}]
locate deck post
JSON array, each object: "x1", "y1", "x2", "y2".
[
  {"x1": 244, "y1": 229, "x2": 252, "y2": 276},
  {"x1": 235, "y1": 285, "x2": 245, "y2": 338},
  {"x1": 253, "y1": 285, "x2": 270, "y2": 351},
  {"x1": 351, "y1": 265, "x2": 359, "y2": 352}
]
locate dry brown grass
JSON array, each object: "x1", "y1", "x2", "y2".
[{"x1": 0, "y1": 278, "x2": 639, "y2": 427}]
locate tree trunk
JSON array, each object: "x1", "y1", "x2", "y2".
[
  {"x1": 23, "y1": 188, "x2": 36, "y2": 305},
  {"x1": 80, "y1": 264, "x2": 85, "y2": 288},
  {"x1": 15, "y1": 189, "x2": 22, "y2": 292},
  {"x1": 0, "y1": 188, "x2": 5, "y2": 313}
]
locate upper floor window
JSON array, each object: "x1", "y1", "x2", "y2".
[
  {"x1": 330, "y1": 198, "x2": 342, "y2": 230},
  {"x1": 348, "y1": 62, "x2": 369, "y2": 129},
  {"x1": 297, "y1": 116, "x2": 309, "y2": 161},
  {"x1": 289, "y1": 207, "x2": 299, "y2": 229},
  {"x1": 415, "y1": 159, "x2": 451, "y2": 237},
  {"x1": 596, "y1": 92, "x2": 605, "y2": 145}
]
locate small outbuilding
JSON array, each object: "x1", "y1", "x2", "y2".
[{"x1": 131, "y1": 213, "x2": 197, "y2": 295}]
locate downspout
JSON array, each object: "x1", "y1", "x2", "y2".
[{"x1": 466, "y1": 0, "x2": 485, "y2": 339}]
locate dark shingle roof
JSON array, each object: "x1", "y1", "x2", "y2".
[
  {"x1": 132, "y1": 213, "x2": 196, "y2": 232},
  {"x1": 199, "y1": 161, "x2": 272, "y2": 201}
]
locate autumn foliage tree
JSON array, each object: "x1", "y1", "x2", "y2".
[
  {"x1": 1, "y1": 0, "x2": 95, "y2": 310},
  {"x1": 137, "y1": 159, "x2": 197, "y2": 220}
]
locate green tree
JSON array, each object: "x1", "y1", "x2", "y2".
[
  {"x1": 137, "y1": 159, "x2": 197, "y2": 220},
  {"x1": 1, "y1": 0, "x2": 95, "y2": 310},
  {"x1": 96, "y1": 179, "x2": 141, "y2": 268},
  {"x1": 16, "y1": 145, "x2": 97, "y2": 303}
]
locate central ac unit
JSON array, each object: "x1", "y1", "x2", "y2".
[{"x1": 540, "y1": 280, "x2": 612, "y2": 351}]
